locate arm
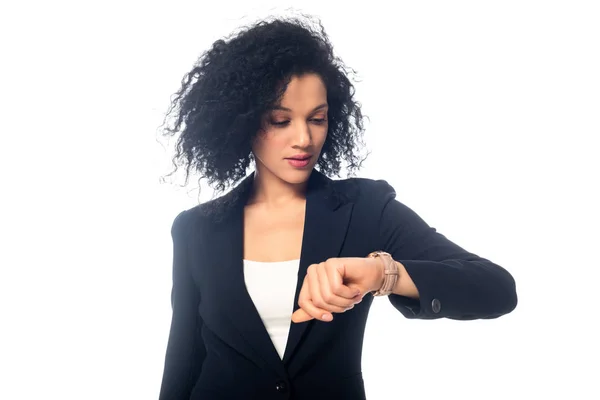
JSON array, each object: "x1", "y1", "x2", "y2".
[
  {"x1": 376, "y1": 181, "x2": 518, "y2": 320},
  {"x1": 159, "y1": 211, "x2": 206, "y2": 399}
]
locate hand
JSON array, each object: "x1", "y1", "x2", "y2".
[{"x1": 291, "y1": 257, "x2": 384, "y2": 323}]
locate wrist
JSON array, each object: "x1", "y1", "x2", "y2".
[{"x1": 367, "y1": 255, "x2": 386, "y2": 293}]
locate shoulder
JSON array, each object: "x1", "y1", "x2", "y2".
[
  {"x1": 172, "y1": 175, "x2": 400, "y2": 227},
  {"x1": 170, "y1": 201, "x2": 212, "y2": 237},
  {"x1": 170, "y1": 208, "x2": 193, "y2": 238},
  {"x1": 330, "y1": 175, "x2": 398, "y2": 206}
]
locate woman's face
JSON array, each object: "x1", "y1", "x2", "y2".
[{"x1": 252, "y1": 73, "x2": 329, "y2": 186}]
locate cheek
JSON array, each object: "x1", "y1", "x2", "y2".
[
  {"x1": 316, "y1": 127, "x2": 328, "y2": 147},
  {"x1": 253, "y1": 134, "x2": 286, "y2": 157}
]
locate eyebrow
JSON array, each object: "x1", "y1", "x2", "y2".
[{"x1": 270, "y1": 103, "x2": 328, "y2": 112}]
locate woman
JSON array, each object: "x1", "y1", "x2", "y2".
[{"x1": 158, "y1": 15, "x2": 517, "y2": 400}]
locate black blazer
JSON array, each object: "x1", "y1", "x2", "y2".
[{"x1": 158, "y1": 170, "x2": 517, "y2": 400}]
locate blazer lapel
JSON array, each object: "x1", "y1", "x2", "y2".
[
  {"x1": 204, "y1": 172, "x2": 288, "y2": 378},
  {"x1": 203, "y1": 169, "x2": 354, "y2": 376},
  {"x1": 281, "y1": 171, "x2": 354, "y2": 364}
]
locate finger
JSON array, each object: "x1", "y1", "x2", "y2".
[
  {"x1": 292, "y1": 301, "x2": 356, "y2": 324},
  {"x1": 327, "y1": 262, "x2": 363, "y2": 301},
  {"x1": 292, "y1": 280, "x2": 313, "y2": 323},
  {"x1": 317, "y1": 263, "x2": 356, "y2": 309},
  {"x1": 300, "y1": 272, "x2": 336, "y2": 321},
  {"x1": 292, "y1": 272, "x2": 357, "y2": 324},
  {"x1": 291, "y1": 308, "x2": 312, "y2": 323},
  {"x1": 308, "y1": 264, "x2": 347, "y2": 314}
]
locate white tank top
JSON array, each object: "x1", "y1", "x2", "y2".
[{"x1": 243, "y1": 259, "x2": 300, "y2": 359}]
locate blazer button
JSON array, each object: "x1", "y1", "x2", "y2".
[
  {"x1": 275, "y1": 380, "x2": 288, "y2": 393},
  {"x1": 431, "y1": 298, "x2": 442, "y2": 314}
]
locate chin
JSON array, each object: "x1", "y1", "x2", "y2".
[{"x1": 279, "y1": 168, "x2": 313, "y2": 185}]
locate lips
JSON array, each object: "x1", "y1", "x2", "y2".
[{"x1": 286, "y1": 154, "x2": 312, "y2": 160}]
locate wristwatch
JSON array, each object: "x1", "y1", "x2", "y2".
[{"x1": 367, "y1": 251, "x2": 399, "y2": 296}]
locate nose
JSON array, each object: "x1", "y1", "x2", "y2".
[{"x1": 294, "y1": 121, "x2": 312, "y2": 147}]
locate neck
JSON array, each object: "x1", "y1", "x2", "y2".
[{"x1": 248, "y1": 168, "x2": 310, "y2": 208}]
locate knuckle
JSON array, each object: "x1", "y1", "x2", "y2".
[
  {"x1": 313, "y1": 299, "x2": 326, "y2": 308},
  {"x1": 330, "y1": 285, "x2": 342, "y2": 295},
  {"x1": 322, "y1": 292, "x2": 334, "y2": 303}
]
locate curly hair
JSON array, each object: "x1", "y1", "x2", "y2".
[{"x1": 160, "y1": 14, "x2": 368, "y2": 201}]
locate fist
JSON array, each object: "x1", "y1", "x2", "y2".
[{"x1": 291, "y1": 257, "x2": 383, "y2": 323}]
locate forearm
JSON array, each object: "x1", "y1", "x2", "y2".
[
  {"x1": 391, "y1": 260, "x2": 419, "y2": 298},
  {"x1": 375, "y1": 183, "x2": 517, "y2": 319}
]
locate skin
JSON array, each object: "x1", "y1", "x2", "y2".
[
  {"x1": 243, "y1": 73, "x2": 329, "y2": 263},
  {"x1": 244, "y1": 73, "x2": 419, "y2": 324},
  {"x1": 250, "y1": 73, "x2": 330, "y2": 205}
]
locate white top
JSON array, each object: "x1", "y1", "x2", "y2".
[{"x1": 243, "y1": 259, "x2": 300, "y2": 359}]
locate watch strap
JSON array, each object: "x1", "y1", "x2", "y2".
[{"x1": 368, "y1": 251, "x2": 399, "y2": 296}]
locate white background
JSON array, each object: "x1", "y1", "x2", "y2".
[{"x1": 1, "y1": 1, "x2": 599, "y2": 399}]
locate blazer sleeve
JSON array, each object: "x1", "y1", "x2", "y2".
[
  {"x1": 376, "y1": 181, "x2": 518, "y2": 320},
  {"x1": 159, "y1": 210, "x2": 206, "y2": 399}
]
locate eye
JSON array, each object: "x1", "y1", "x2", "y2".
[{"x1": 269, "y1": 118, "x2": 328, "y2": 127}]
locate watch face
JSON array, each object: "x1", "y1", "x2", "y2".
[{"x1": 370, "y1": 251, "x2": 390, "y2": 259}]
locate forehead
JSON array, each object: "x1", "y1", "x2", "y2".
[{"x1": 277, "y1": 74, "x2": 328, "y2": 108}]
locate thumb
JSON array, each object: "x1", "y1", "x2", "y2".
[{"x1": 346, "y1": 283, "x2": 366, "y2": 298}]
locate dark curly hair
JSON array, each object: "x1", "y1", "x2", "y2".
[{"x1": 159, "y1": 14, "x2": 368, "y2": 201}]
